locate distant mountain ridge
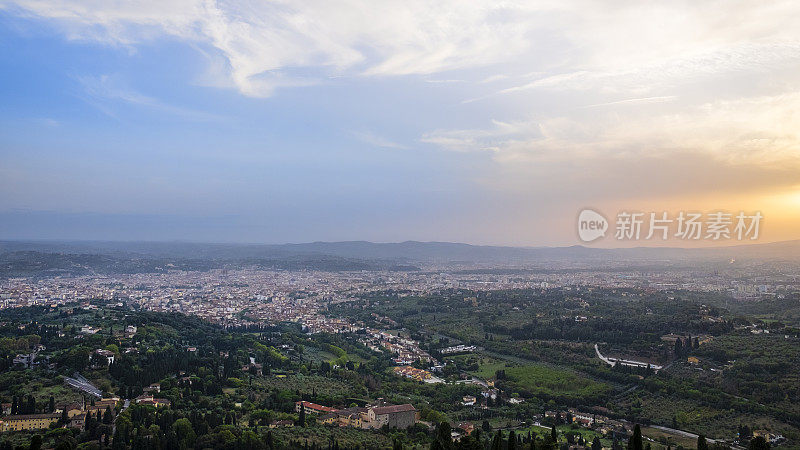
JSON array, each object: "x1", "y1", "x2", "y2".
[{"x1": 1, "y1": 239, "x2": 799, "y2": 263}]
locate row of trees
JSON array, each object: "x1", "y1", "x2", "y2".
[
  {"x1": 429, "y1": 422, "x2": 592, "y2": 450},
  {"x1": 9, "y1": 395, "x2": 46, "y2": 415},
  {"x1": 673, "y1": 336, "x2": 700, "y2": 357}
]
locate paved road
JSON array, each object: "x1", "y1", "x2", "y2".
[
  {"x1": 111, "y1": 399, "x2": 130, "y2": 437},
  {"x1": 648, "y1": 425, "x2": 719, "y2": 444},
  {"x1": 594, "y1": 344, "x2": 663, "y2": 371},
  {"x1": 595, "y1": 344, "x2": 614, "y2": 365}
]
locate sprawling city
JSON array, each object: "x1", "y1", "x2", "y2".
[
  {"x1": 0, "y1": 242, "x2": 797, "y2": 449},
  {"x1": 2, "y1": 1, "x2": 800, "y2": 449}
]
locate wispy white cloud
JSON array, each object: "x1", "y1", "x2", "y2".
[
  {"x1": 495, "y1": 43, "x2": 800, "y2": 97},
  {"x1": 4, "y1": 0, "x2": 800, "y2": 101},
  {"x1": 76, "y1": 74, "x2": 224, "y2": 121},
  {"x1": 34, "y1": 118, "x2": 61, "y2": 127},
  {"x1": 423, "y1": 79, "x2": 467, "y2": 84},
  {"x1": 351, "y1": 130, "x2": 408, "y2": 150},
  {"x1": 422, "y1": 90, "x2": 800, "y2": 208},
  {"x1": 425, "y1": 91, "x2": 800, "y2": 168},
  {"x1": 580, "y1": 96, "x2": 676, "y2": 109},
  {"x1": 0, "y1": 0, "x2": 544, "y2": 96}
]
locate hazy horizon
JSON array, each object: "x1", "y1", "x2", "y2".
[{"x1": 2, "y1": 235, "x2": 798, "y2": 251}]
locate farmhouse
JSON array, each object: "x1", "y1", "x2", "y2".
[
  {"x1": 295, "y1": 400, "x2": 337, "y2": 415},
  {"x1": 0, "y1": 413, "x2": 60, "y2": 431},
  {"x1": 367, "y1": 404, "x2": 416, "y2": 429}
]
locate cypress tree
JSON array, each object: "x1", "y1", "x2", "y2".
[
  {"x1": 748, "y1": 436, "x2": 769, "y2": 450},
  {"x1": 265, "y1": 431, "x2": 274, "y2": 450},
  {"x1": 697, "y1": 435, "x2": 708, "y2": 450},
  {"x1": 492, "y1": 430, "x2": 503, "y2": 450},
  {"x1": 629, "y1": 425, "x2": 643, "y2": 450},
  {"x1": 435, "y1": 421, "x2": 453, "y2": 450},
  {"x1": 103, "y1": 406, "x2": 114, "y2": 424},
  {"x1": 29, "y1": 435, "x2": 42, "y2": 450}
]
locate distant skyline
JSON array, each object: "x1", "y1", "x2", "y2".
[{"x1": 1, "y1": 1, "x2": 800, "y2": 246}]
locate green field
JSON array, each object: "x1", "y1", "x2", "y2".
[
  {"x1": 473, "y1": 357, "x2": 512, "y2": 379},
  {"x1": 446, "y1": 353, "x2": 511, "y2": 379},
  {"x1": 501, "y1": 365, "x2": 610, "y2": 402}
]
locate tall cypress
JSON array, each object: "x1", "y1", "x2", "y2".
[
  {"x1": 629, "y1": 425, "x2": 643, "y2": 450},
  {"x1": 492, "y1": 430, "x2": 503, "y2": 450},
  {"x1": 299, "y1": 403, "x2": 306, "y2": 427},
  {"x1": 435, "y1": 421, "x2": 453, "y2": 450},
  {"x1": 697, "y1": 435, "x2": 708, "y2": 450}
]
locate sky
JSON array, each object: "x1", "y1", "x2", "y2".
[{"x1": 1, "y1": 0, "x2": 800, "y2": 246}]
